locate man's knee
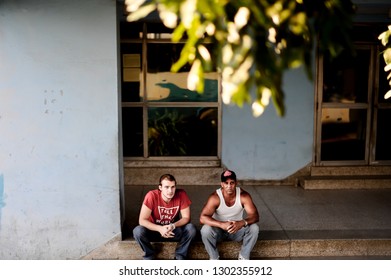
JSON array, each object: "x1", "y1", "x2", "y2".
[
  {"x1": 248, "y1": 223, "x2": 260, "y2": 236},
  {"x1": 200, "y1": 225, "x2": 213, "y2": 237},
  {"x1": 184, "y1": 223, "x2": 197, "y2": 238},
  {"x1": 133, "y1": 225, "x2": 146, "y2": 239}
]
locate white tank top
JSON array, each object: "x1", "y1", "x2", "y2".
[{"x1": 212, "y1": 187, "x2": 244, "y2": 221}]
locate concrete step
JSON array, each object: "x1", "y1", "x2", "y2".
[
  {"x1": 124, "y1": 165, "x2": 224, "y2": 186},
  {"x1": 299, "y1": 176, "x2": 391, "y2": 190},
  {"x1": 310, "y1": 166, "x2": 391, "y2": 177},
  {"x1": 81, "y1": 236, "x2": 391, "y2": 260},
  {"x1": 124, "y1": 163, "x2": 391, "y2": 188},
  {"x1": 298, "y1": 166, "x2": 391, "y2": 189}
]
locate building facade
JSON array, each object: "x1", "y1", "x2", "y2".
[{"x1": 0, "y1": 0, "x2": 390, "y2": 259}]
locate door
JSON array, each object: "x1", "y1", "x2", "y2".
[{"x1": 315, "y1": 24, "x2": 391, "y2": 166}]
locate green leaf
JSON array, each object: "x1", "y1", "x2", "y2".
[
  {"x1": 383, "y1": 48, "x2": 391, "y2": 65},
  {"x1": 124, "y1": 0, "x2": 357, "y2": 118},
  {"x1": 172, "y1": 22, "x2": 186, "y2": 42},
  {"x1": 126, "y1": 3, "x2": 156, "y2": 22},
  {"x1": 378, "y1": 30, "x2": 390, "y2": 46}
]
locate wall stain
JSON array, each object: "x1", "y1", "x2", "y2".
[
  {"x1": 0, "y1": 174, "x2": 5, "y2": 231},
  {"x1": 43, "y1": 90, "x2": 64, "y2": 115}
]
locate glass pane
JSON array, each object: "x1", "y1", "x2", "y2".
[
  {"x1": 121, "y1": 44, "x2": 142, "y2": 102},
  {"x1": 147, "y1": 43, "x2": 218, "y2": 102},
  {"x1": 122, "y1": 82, "x2": 140, "y2": 102},
  {"x1": 148, "y1": 107, "x2": 218, "y2": 156},
  {"x1": 375, "y1": 109, "x2": 391, "y2": 161},
  {"x1": 122, "y1": 107, "x2": 143, "y2": 157},
  {"x1": 321, "y1": 108, "x2": 367, "y2": 161},
  {"x1": 323, "y1": 49, "x2": 370, "y2": 103},
  {"x1": 120, "y1": 22, "x2": 143, "y2": 39}
]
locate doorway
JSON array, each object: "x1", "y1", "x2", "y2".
[{"x1": 315, "y1": 24, "x2": 391, "y2": 166}]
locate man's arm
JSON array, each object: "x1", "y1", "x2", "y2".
[
  {"x1": 241, "y1": 190, "x2": 260, "y2": 226},
  {"x1": 172, "y1": 206, "x2": 191, "y2": 228}
]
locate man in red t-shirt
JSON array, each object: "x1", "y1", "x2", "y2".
[{"x1": 133, "y1": 174, "x2": 197, "y2": 260}]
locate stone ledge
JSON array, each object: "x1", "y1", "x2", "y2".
[
  {"x1": 81, "y1": 237, "x2": 391, "y2": 260},
  {"x1": 299, "y1": 176, "x2": 391, "y2": 190},
  {"x1": 124, "y1": 167, "x2": 224, "y2": 185}
]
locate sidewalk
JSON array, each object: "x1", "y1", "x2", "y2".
[
  {"x1": 187, "y1": 184, "x2": 391, "y2": 241},
  {"x1": 82, "y1": 184, "x2": 391, "y2": 259},
  {"x1": 114, "y1": 184, "x2": 391, "y2": 259},
  {"x1": 127, "y1": 184, "x2": 391, "y2": 239}
]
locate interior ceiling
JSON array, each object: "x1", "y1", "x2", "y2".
[{"x1": 118, "y1": 2, "x2": 391, "y2": 23}]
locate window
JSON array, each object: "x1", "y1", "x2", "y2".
[
  {"x1": 319, "y1": 47, "x2": 371, "y2": 162},
  {"x1": 120, "y1": 22, "x2": 220, "y2": 159}
]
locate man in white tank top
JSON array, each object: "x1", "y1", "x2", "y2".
[{"x1": 200, "y1": 170, "x2": 260, "y2": 260}]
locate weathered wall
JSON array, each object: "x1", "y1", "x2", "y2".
[
  {"x1": 222, "y1": 67, "x2": 315, "y2": 180},
  {"x1": 0, "y1": 0, "x2": 120, "y2": 259}
]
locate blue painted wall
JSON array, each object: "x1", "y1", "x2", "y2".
[
  {"x1": 222, "y1": 68, "x2": 315, "y2": 180},
  {"x1": 0, "y1": 174, "x2": 5, "y2": 230},
  {"x1": 0, "y1": 0, "x2": 120, "y2": 259}
]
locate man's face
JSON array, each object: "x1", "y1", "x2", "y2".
[
  {"x1": 159, "y1": 178, "x2": 176, "y2": 202},
  {"x1": 221, "y1": 178, "x2": 236, "y2": 194}
]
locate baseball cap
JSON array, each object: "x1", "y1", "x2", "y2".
[{"x1": 221, "y1": 170, "x2": 237, "y2": 182}]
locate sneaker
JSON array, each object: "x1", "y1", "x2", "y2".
[{"x1": 238, "y1": 254, "x2": 249, "y2": 260}]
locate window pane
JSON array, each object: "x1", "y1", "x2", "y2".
[
  {"x1": 323, "y1": 49, "x2": 370, "y2": 103},
  {"x1": 121, "y1": 44, "x2": 142, "y2": 102},
  {"x1": 146, "y1": 73, "x2": 219, "y2": 102},
  {"x1": 122, "y1": 82, "x2": 140, "y2": 102},
  {"x1": 147, "y1": 43, "x2": 218, "y2": 102},
  {"x1": 375, "y1": 109, "x2": 391, "y2": 161},
  {"x1": 147, "y1": 43, "x2": 187, "y2": 73},
  {"x1": 148, "y1": 107, "x2": 218, "y2": 156},
  {"x1": 321, "y1": 108, "x2": 367, "y2": 161},
  {"x1": 120, "y1": 22, "x2": 143, "y2": 39},
  {"x1": 122, "y1": 107, "x2": 143, "y2": 157}
]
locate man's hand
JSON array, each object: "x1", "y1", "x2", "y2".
[
  {"x1": 159, "y1": 225, "x2": 175, "y2": 238},
  {"x1": 225, "y1": 220, "x2": 245, "y2": 234}
]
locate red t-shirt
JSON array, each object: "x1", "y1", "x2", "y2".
[{"x1": 143, "y1": 189, "x2": 191, "y2": 225}]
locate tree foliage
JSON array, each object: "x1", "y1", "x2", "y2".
[
  {"x1": 126, "y1": 0, "x2": 356, "y2": 117},
  {"x1": 379, "y1": 25, "x2": 391, "y2": 100}
]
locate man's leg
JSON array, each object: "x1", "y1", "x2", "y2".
[
  {"x1": 235, "y1": 223, "x2": 259, "y2": 260},
  {"x1": 200, "y1": 225, "x2": 224, "y2": 260},
  {"x1": 173, "y1": 223, "x2": 197, "y2": 260},
  {"x1": 133, "y1": 225, "x2": 159, "y2": 260}
]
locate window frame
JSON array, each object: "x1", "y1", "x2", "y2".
[{"x1": 120, "y1": 22, "x2": 222, "y2": 163}]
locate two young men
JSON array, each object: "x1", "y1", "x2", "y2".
[{"x1": 133, "y1": 170, "x2": 259, "y2": 260}]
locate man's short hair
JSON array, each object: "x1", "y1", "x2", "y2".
[
  {"x1": 159, "y1": 174, "x2": 176, "y2": 185},
  {"x1": 221, "y1": 170, "x2": 237, "y2": 182}
]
